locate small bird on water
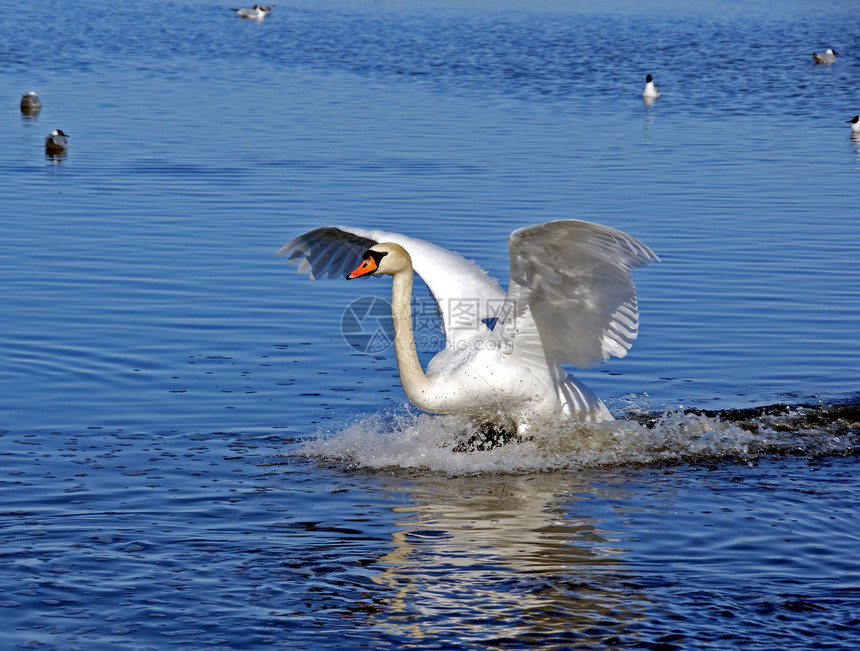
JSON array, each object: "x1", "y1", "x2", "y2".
[
  {"x1": 642, "y1": 74, "x2": 660, "y2": 100},
  {"x1": 45, "y1": 129, "x2": 69, "y2": 154},
  {"x1": 812, "y1": 48, "x2": 837, "y2": 64},
  {"x1": 20, "y1": 91, "x2": 41, "y2": 115},
  {"x1": 231, "y1": 5, "x2": 273, "y2": 20},
  {"x1": 848, "y1": 116, "x2": 860, "y2": 136}
]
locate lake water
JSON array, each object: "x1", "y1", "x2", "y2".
[{"x1": 1, "y1": 0, "x2": 859, "y2": 648}]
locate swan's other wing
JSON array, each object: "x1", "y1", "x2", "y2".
[
  {"x1": 278, "y1": 226, "x2": 506, "y2": 345},
  {"x1": 494, "y1": 220, "x2": 658, "y2": 369}
]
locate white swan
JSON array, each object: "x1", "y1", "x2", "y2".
[{"x1": 278, "y1": 220, "x2": 658, "y2": 434}]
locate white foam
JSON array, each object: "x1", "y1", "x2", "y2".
[{"x1": 293, "y1": 405, "x2": 774, "y2": 475}]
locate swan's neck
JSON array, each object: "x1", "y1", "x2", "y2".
[{"x1": 390, "y1": 269, "x2": 432, "y2": 406}]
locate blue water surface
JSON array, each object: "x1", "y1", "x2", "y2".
[{"x1": 0, "y1": 0, "x2": 858, "y2": 648}]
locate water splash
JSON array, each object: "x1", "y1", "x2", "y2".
[{"x1": 294, "y1": 399, "x2": 860, "y2": 475}]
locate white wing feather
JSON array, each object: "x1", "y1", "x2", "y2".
[
  {"x1": 277, "y1": 226, "x2": 506, "y2": 346},
  {"x1": 493, "y1": 220, "x2": 658, "y2": 369}
]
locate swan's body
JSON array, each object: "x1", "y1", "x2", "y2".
[
  {"x1": 642, "y1": 74, "x2": 660, "y2": 100},
  {"x1": 848, "y1": 115, "x2": 860, "y2": 136},
  {"x1": 45, "y1": 129, "x2": 68, "y2": 154},
  {"x1": 232, "y1": 4, "x2": 272, "y2": 20},
  {"x1": 812, "y1": 48, "x2": 837, "y2": 64},
  {"x1": 20, "y1": 91, "x2": 41, "y2": 115},
  {"x1": 279, "y1": 221, "x2": 658, "y2": 433}
]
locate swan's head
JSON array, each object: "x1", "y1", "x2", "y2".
[{"x1": 346, "y1": 243, "x2": 411, "y2": 279}]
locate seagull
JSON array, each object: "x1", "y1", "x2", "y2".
[
  {"x1": 45, "y1": 129, "x2": 69, "y2": 154},
  {"x1": 642, "y1": 74, "x2": 660, "y2": 100},
  {"x1": 848, "y1": 116, "x2": 860, "y2": 136},
  {"x1": 231, "y1": 4, "x2": 273, "y2": 20},
  {"x1": 812, "y1": 48, "x2": 837, "y2": 64},
  {"x1": 20, "y1": 91, "x2": 41, "y2": 115}
]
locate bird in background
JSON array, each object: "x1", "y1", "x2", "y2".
[
  {"x1": 20, "y1": 91, "x2": 41, "y2": 115},
  {"x1": 45, "y1": 129, "x2": 69, "y2": 154},
  {"x1": 642, "y1": 74, "x2": 660, "y2": 100},
  {"x1": 231, "y1": 5, "x2": 273, "y2": 21},
  {"x1": 812, "y1": 48, "x2": 837, "y2": 64},
  {"x1": 848, "y1": 116, "x2": 860, "y2": 136}
]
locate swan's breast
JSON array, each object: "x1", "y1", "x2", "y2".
[{"x1": 423, "y1": 341, "x2": 558, "y2": 416}]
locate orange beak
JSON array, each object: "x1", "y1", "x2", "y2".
[{"x1": 346, "y1": 256, "x2": 378, "y2": 279}]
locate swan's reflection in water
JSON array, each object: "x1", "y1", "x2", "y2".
[{"x1": 367, "y1": 471, "x2": 646, "y2": 644}]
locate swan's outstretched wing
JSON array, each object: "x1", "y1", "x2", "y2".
[
  {"x1": 278, "y1": 227, "x2": 377, "y2": 280},
  {"x1": 278, "y1": 226, "x2": 506, "y2": 345},
  {"x1": 494, "y1": 220, "x2": 658, "y2": 369}
]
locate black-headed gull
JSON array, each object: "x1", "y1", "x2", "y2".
[
  {"x1": 231, "y1": 5, "x2": 273, "y2": 21},
  {"x1": 812, "y1": 48, "x2": 837, "y2": 64},
  {"x1": 642, "y1": 74, "x2": 660, "y2": 100},
  {"x1": 45, "y1": 129, "x2": 69, "y2": 154},
  {"x1": 20, "y1": 91, "x2": 41, "y2": 115}
]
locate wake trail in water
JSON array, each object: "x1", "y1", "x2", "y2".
[{"x1": 294, "y1": 397, "x2": 860, "y2": 475}]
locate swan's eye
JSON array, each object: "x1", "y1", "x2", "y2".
[{"x1": 362, "y1": 250, "x2": 388, "y2": 267}]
